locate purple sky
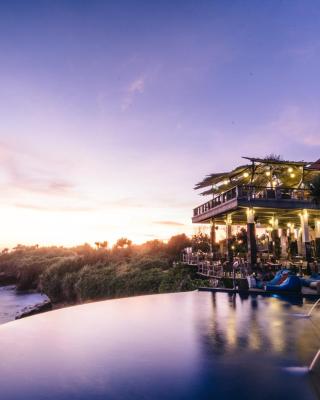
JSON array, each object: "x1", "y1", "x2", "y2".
[{"x1": 0, "y1": 1, "x2": 320, "y2": 247}]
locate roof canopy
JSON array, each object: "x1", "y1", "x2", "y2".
[{"x1": 194, "y1": 156, "x2": 320, "y2": 196}]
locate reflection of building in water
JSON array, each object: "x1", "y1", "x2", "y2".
[{"x1": 201, "y1": 293, "x2": 309, "y2": 356}]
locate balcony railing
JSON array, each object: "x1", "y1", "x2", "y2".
[{"x1": 193, "y1": 185, "x2": 312, "y2": 217}]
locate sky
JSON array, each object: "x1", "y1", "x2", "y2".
[{"x1": 0, "y1": 0, "x2": 320, "y2": 248}]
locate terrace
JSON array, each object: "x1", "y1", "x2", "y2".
[
  {"x1": 192, "y1": 156, "x2": 320, "y2": 267},
  {"x1": 192, "y1": 185, "x2": 315, "y2": 223}
]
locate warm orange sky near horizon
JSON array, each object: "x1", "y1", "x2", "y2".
[{"x1": 1, "y1": 1, "x2": 320, "y2": 249}]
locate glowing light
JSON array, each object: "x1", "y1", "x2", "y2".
[
  {"x1": 223, "y1": 179, "x2": 229, "y2": 185},
  {"x1": 288, "y1": 167, "x2": 293, "y2": 173},
  {"x1": 290, "y1": 173, "x2": 295, "y2": 178},
  {"x1": 243, "y1": 172, "x2": 249, "y2": 178},
  {"x1": 265, "y1": 171, "x2": 271, "y2": 177}
]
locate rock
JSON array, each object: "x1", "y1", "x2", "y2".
[{"x1": 15, "y1": 299, "x2": 52, "y2": 320}]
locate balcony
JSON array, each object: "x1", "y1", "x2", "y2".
[{"x1": 192, "y1": 185, "x2": 315, "y2": 223}]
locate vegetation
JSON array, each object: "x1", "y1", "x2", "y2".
[
  {"x1": 310, "y1": 175, "x2": 320, "y2": 205},
  {"x1": 0, "y1": 234, "x2": 208, "y2": 305}
]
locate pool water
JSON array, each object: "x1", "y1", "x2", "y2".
[{"x1": 0, "y1": 291, "x2": 319, "y2": 399}]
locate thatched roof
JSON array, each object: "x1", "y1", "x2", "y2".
[
  {"x1": 194, "y1": 156, "x2": 320, "y2": 196},
  {"x1": 242, "y1": 156, "x2": 311, "y2": 166},
  {"x1": 306, "y1": 159, "x2": 320, "y2": 171}
]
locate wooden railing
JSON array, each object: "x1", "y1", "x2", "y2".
[
  {"x1": 193, "y1": 185, "x2": 312, "y2": 217},
  {"x1": 181, "y1": 253, "x2": 249, "y2": 279}
]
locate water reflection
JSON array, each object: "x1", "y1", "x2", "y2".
[
  {"x1": 201, "y1": 292, "x2": 312, "y2": 356},
  {"x1": 0, "y1": 292, "x2": 318, "y2": 400},
  {"x1": 0, "y1": 285, "x2": 49, "y2": 324}
]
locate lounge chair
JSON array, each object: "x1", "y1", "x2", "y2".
[
  {"x1": 266, "y1": 275, "x2": 302, "y2": 293},
  {"x1": 267, "y1": 269, "x2": 290, "y2": 286},
  {"x1": 300, "y1": 273, "x2": 320, "y2": 287}
]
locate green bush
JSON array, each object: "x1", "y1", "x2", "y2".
[
  {"x1": 0, "y1": 236, "x2": 205, "y2": 304},
  {"x1": 159, "y1": 264, "x2": 199, "y2": 293},
  {"x1": 128, "y1": 256, "x2": 169, "y2": 271},
  {"x1": 40, "y1": 257, "x2": 85, "y2": 302}
]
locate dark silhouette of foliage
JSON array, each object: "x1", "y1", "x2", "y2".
[
  {"x1": 310, "y1": 175, "x2": 320, "y2": 204},
  {"x1": 166, "y1": 234, "x2": 191, "y2": 260},
  {"x1": 191, "y1": 232, "x2": 210, "y2": 252},
  {"x1": 114, "y1": 238, "x2": 132, "y2": 249}
]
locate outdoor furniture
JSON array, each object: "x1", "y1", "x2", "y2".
[
  {"x1": 266, "y1": 275, "x2": 302, "y2": 293},
  {"x1": 267, "y1": 269, "x2": 290, "y2": 286},
  {"x1": 310, "y1": 281, "x2": 320, "y2": 294},
  {"x1": 300, "y1": 273, "x2": 320, "y2": 287}
]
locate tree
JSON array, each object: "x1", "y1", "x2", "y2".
[
  {"x1": 95, "y1": 241, "x2": 108, "y2": 250},
  {"x1": 140, "y1": 240, "x2": 165, "y2": 254},
  {"x1": 166, "y1": 234, "x2": 191, "y2": 258},
  {"x1": 114, "y1": 238, "x2": 132, "y2": 249},
  {"x1": 264, "y1": 154, "x2": 283, "y2": 161},
  {"x1": 234, "y1": 228, "x2": 248, "y2": 254},
  {"x1": 191, "y1": 232, "x2": 210, "y2": 252}
]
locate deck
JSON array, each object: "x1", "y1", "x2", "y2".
[{"x1": 192, "y1": 185, "x2": 318, "y2": 223}]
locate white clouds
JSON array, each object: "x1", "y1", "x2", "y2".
[{"x1": 121, "y1": 76, "x2": 145, "y2": 111}]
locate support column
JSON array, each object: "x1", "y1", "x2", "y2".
[
  {"x1": 300, "y1": 209, "x2": 312, "y2": 262},
  {"x1": 315, "y1": 219, "x2": 320, "y2": 258},
  {"x1": 287, "y1": 223, "x2": 298, "y2": 258},
  {"x1": 280, "y1": 228, "x2": 288, "y2": 258},
  {"x1": 246, "y1": 208, "x2": 257, "y2": 267},
  {"x1": 270, "y1": 216, "x2": 281, "y2": 260},
  {"x1": 225, "y1": 214, "x2": 233, "y2": 263},
  {"x1": 210, "y1": 219, "x2": 216, "y2": 253}
]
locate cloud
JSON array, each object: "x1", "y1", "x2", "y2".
[
  {"x1": 14, "y1": 203, "x2": 94, "y2": 213},
  {"x1": 153, "y1": 220, "x2": 185, "y2": 227},
  {"x1": 267, "y1": 105, "x2": 320, "y2": 147},
  {"x1": 0, "y1": 141, "x2": 75, "y2": 196},
  {"x1": 121, "y1": 77, "x2": 145, "y2": 111}
]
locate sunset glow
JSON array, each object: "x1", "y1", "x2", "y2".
[{"x1": 0, "y1": 1, "x2": 320, "y2": 248}]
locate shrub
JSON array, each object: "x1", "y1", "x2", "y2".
[
  {"x1": 159, "y1": 264, "x2": 199, "y2": 293},
  {"x1": 40, "y1": 257, "x2": 85, "y2": 302}
]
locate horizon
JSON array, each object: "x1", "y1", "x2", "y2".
[{"x1": 1, "y1": 1, "x2": 320, "y2": 248}]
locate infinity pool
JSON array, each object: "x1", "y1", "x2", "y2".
[{"x1": 0, "y1": 291, "x2": 319, "y2": 399}]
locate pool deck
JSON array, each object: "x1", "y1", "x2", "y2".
[{"x1": 198, "y1": 286, "x2": 320, "y2": 300}]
